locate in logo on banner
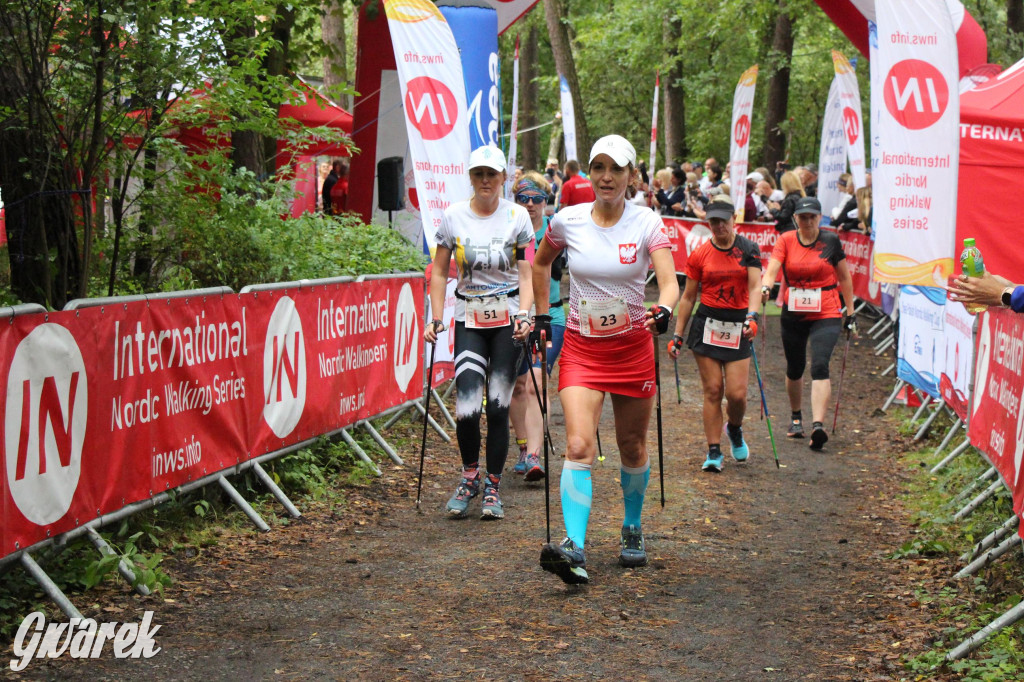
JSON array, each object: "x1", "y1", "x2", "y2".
[
  {"x1": 393, "y1": 283, "x2": 420, "y2": 393},
  {"x1": 263, "y1": 296, "x2": 306, "y2": 438},
  {"x1": 884, "y1": 59, "x2": 949, "y2": 130},
  {"x1": 843, "y1": 107, "x2": 860, "y2": 144},
  {"x1": 733, "y1": 114, "x2": 750, "y2": 147},
  {"x1": 404, "y1": 76, "x2": 458, "y2": 141},
  {"x1": 4, "y1": 324, "x2": 87, "y2": 526}
]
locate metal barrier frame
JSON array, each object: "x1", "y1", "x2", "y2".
[{"x1": 2, "y1": 274, "x2": 451, "y2": 620}]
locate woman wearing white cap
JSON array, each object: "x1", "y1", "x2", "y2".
[
  {"x1": 531, "y1": 134, "x2": 679, "y2": 584},
  {"x1": 424, "y1": 145, "x2": 534, "y2": 520}
]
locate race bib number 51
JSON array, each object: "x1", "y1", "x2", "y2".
[
  {"x1": 579, "y1": 298, "x2": 630, "y2": 337},
  {"x1": 466, "y1": 295, "x2": 510, "y2": 329},
  {"x1": 788, "y1": 287, "x2": 822, "y2": 313}
]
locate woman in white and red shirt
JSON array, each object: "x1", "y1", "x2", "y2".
[{"x1": 531, "y1": 135, "x2": 678, "y2": 584}]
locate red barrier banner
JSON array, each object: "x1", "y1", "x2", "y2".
[
  {"x1": 968, "y1": 307, "x2": 1024, "y2": 535},
  {"x1": 661, "y1": 217, "x2": 777, "y2": 272},
  {"x1": 1, "y1": 275, "x2": 424, "y2": 558},
  {"x1": 836, "y1": 231, "x2": 882, "y2": 306},
  {"x1": 246, "y1": 277, "x2": 424, "y2": 456}
]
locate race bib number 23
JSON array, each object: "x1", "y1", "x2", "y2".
[{"x1": 579, "y1": 298, "x2": 630, "y2": 337}]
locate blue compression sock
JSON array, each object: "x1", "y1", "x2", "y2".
[
  {"x1": 560, "y1": 461, "x2": 593, "y2": 549},
  {"x1": 620, "y1": 461, "x2": 650, "y2": 529}
]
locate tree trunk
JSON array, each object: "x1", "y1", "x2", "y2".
[
  {"x1": 322, "y1": 0, "x2": 350, "y2": 110},
  {"x1": 543, "y1": 0, "x2": 589, "y2": 160},
  {"x1": 760, "y1": 4, "x2": 794, "y2": 172},
  {"x1": 519, "y1": 25, "x2": 540, "y2": 171},
  {"x1": 1010, "y1": 0, "x2": 1024, "y2": 37},
  {"x1": 263, "y1": 4, "x2": 296, "y2": 176},
  {"x1": 662, "y1": 16, "x2": 686, "y2": 167}
]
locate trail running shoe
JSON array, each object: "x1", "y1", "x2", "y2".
[
  {"x1": 512, "y1": 444, "x2": 528, "y2": 474},
  {"x1": 523, "y1": 452, "x2": 545, "y2": 482},
  {"x1": 445, "y1": 471, "x2": 480, "y2": 518},
  {"x1": 728, "y1": 427, "x2": 749, "y2": 462},
  {"x1": 701, "y1": 452, "x2": 724, "y2": 473},
  {"x1": 619, "y1": 525, "x2": 648, "y2": 568},
  {"x1": 787, "y1": 418, "x2": 804, "y2": 438},
  {"x1": 809, "y1": 426, "x2": 829, "y2": 451},
  {"x1": 540, "y1": 538, "x2": 589, "y2": 585},
  {"x1": 480, "y1": 476, "x2": 504, "y2": 520}
]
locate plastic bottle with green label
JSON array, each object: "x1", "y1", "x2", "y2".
[{"x1": 959, "y1": 237, "x2": 987, "y2": 315}]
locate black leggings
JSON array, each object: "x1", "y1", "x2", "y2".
[
  {"x1": 780, "y1": 314, "x2": 842, "y2": 381},
  {"x1": 453, "y1": 321, "x2": 524, "y2": 474}
]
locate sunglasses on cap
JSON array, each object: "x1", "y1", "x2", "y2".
[{"x1": 516, "y1": 194, "x2": 546, "y2": 205}]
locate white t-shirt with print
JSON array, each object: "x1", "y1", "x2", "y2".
[
  {"x1": 545, "y1": 202, "x2": 670, "y2": 335},
  {"x1": 435, "y1": 198, "x2": 533, "y2": 322}
]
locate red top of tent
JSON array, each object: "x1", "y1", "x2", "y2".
[{"x1": 959, "y1": 59, "x2": 1024, "y2": 167}]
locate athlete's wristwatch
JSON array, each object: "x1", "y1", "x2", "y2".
[{"x1": 1002, "y1": 287, "x2": 1015, "y2": 308}]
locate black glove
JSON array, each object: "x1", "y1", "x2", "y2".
[
  {"x1": 530, "y1": 314, "x2": 552, "y2": 354},
  {"x1": 650, "y1": 305, "x2": 672, "y2": 335},
  {"x1": 668, "y1": 334, "x2": 684, "y2": 354},
  {"x1": 843, "y1": 316, "x2": 857, "y2": 335}
]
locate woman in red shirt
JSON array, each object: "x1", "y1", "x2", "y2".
[
  {"x1": 667, "y1": 200, "x2": 762, "y2": 472},
  {"x1": 760, "y1": 197, "x2": 855, "y2": 451}
]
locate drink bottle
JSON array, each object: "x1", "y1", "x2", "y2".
[{"x1": 960, "y1": 238, "x2": 987, "y2": 315}]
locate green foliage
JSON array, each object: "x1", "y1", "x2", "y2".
[{"x1": 893, "y1": 414, "x2": 1024, "y2": 680}]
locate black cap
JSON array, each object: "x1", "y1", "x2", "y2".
[
  {"x1": 793, "y1": 197, "x2": 821, "y2": 215},
  {"x1": 705, "y1": 201, "x2": 736, "y2": 221}
]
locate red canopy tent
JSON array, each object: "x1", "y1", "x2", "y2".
[
  {"x1": 168, "y1": 81, "x2": 353, "y2": 216},
  {"x1": 955, "y1": 59, "x2": 1024, "y2": 278},
  {"x1": 813, "y1": 0, "x2": 986, "y2": 77}
]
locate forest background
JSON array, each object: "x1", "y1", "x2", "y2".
[{"x1": 0, "y1": 0, "x2": 1022, "y2": 310}]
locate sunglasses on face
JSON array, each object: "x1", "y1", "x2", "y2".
[{"x1": 516, "y1": 194, "x2": 546, "y2": 205}]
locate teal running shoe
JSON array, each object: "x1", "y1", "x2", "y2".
[
  {"x1": 523, "y1": 452, "x2": 545, "y2": 482},
  {"x1": 480, "y1": 475, "x2": 504, "y2": 520},
  {"x1": 728, "y1": 427, "x2": 749, "y2": 462},
  {"x1": 445, "y1": 470, "x2": 480, "y2": 518},
  {"x1": 701, "y1": 452, "x2": 724, "y2": 473}
]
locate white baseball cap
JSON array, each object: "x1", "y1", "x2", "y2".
[
  {"x1": 468, "y1": 145, "x2": 506, "y2": 172},
  {"x1": 746, "y1": 171, "x2": 764, "y2": 182},
  {"x1": 588, "y1": 135, "x2": 636, "y2": 168}
]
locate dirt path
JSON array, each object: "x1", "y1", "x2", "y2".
[{"x1": 34, "y1": 326, "x2": 931, "y2": 681}]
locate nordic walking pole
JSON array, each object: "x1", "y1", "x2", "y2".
[
  {"x1": 653, "y1": 335, "x2": 665, "y2": 508},
  {"x1": 832, "y1": 327, "x2": 852, "y2": 434},
  {"x1": 760, "y1": 301, "x2": 766, "y2": 420},
  {"x1": 540, "y1": 331, "x2": 551, "y2": 544},
  {"x1": 415, "y1": 341, "x2": 437, "y2": 510},
  {"x1": 673, "y1": 354, "x2": 681, "y2": 404},
  {"x1": 750, "y1": 344, "x2": 780, "y2": 468},
  {"x1": 527, "y1": 359, "x2": 557, "y2": 459}
]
